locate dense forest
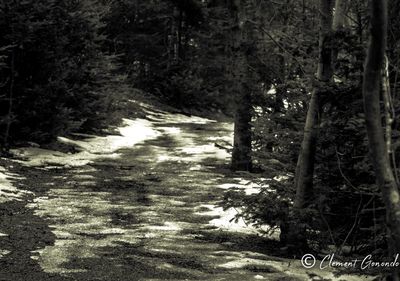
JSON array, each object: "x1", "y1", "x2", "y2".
[{"x1": 1, "y1": 0, "x2": 400, "y2": 280}]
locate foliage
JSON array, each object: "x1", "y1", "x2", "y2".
[
  {"x1": 102, "y1": 0, "x2": 237, "y2": 114},
  {"x1": 1, "y1": 0, "x2": 400, "y2": 262},
  {"x1": 0, "y1": 0, "x2": 119, "y2": 146},
  {"x1": 221, "y1": 0, "x2": 398, "y2": 256}
]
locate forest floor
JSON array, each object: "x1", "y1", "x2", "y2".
[{"x1": 0, "y1": 101, "x2": 374, "y2": 281}]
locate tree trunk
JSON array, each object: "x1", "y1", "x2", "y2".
[
  {"x1": 293, "y1": 92, "x2": 321, "y2": 208},
  {"x1": 331, "y1": 0, "x2": 348, "y2": 68},
  {"x1": 362, "y1": 0, "x2": 400, "y2": 279},
  {"x1": 332, "y1": 0, "x2": 348, "y2": 31},
  {"x1": 232, "y1": 87, "x2": 252, "y2": 171},
  {"x1": 177, "y1": 8, "x2": 183, "y2": 60},
  {"x1": 230, "y1": 0, "x2": 253, "y2": 172},
  {"x1": 281, "y1": 0, "x2": 334, "y2": 251},
  {"x1": 293, "y1": 0, "x2": 334, "y2": 209},
  {"x1": 2, "y1": 48, "x2": 15, "y2": 154},
  {"x1": 382, "y1": 55, "x2": 393, "y2": 153},
  {"x1": 382, "y1": 54, "x2": 399, "y2": 185}
]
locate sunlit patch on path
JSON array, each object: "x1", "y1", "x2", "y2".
[
  {"x1": 0, "y1": 166, "x2": 31, "y2": 204},
  {"x1": 10, "y1": 118, "x2": 161, "y2": 167}
]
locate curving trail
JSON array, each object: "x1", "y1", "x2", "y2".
[{"x1": 0, "y1": 103, "x2": 371, "y2": 281}]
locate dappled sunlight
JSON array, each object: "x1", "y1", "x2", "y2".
[
  {"x1": 180, "y1": 144, "x2": 230, "y2": 161},
  {"x1": 156, "y1": 154, "x2": 182, "y2": 163},
  {"x1": 201, "y1": 205, "x2": 254, "y2": 233},
  {"x1": 2, "y1": 104, "x2": 370, "y2": 280},
  {"x1": 217, "y1": 181, "x2": 263, "y2": 195},
  {"x1": 11, "y1": 146, "x2": 121, "y2": 167},
  {"x1": 160, "y1": 126, "x2": 182, "y2": 135},
  {"x1": 0, "y1": 166, "x2": 31, "y2": 204},
  {"x1": 139, "y1": 221, "x2": 183, "y2": 233},
  {"x1": 0, "y1": 249, "x2": 10, "y2": 259},
  {"x1": 58, "y1": 119, "x2": 161, "y2": 154},
  {"x1": 10, "y1": 102, "x2": 232, "y2": 169},
  {"x1": 195, "y1": 204, "x2": 276, "y2": 237},
  {"x1": 10, "y1": 118, "x2": 160, "y2": 167},
  {"x1": 13, "y1": 107, "x2": 252, "y2": 278},
  {"x1": 27, "y1": 184, "x2": 152, "y2": 274}
]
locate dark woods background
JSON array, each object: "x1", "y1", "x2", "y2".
[{"x1": 1, "y1": 0, "x2": 400, "y2": 277}]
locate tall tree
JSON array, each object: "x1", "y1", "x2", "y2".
[
  {"x1": 281, "y1": 0, "x2": 334, "y2": 250},
  {"x1": 293, "y1": 0, "x2": 334, "y2": 209},
  {"x1": 362, "y1": 0, "x2": 400, "y2": 278},
  {"x1": 230, "y1": 0, "x2": 253, "y2": 172}
]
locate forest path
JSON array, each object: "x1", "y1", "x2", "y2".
[{"x1": 1, "y1": 103, "x2": 369, "y2": 281}]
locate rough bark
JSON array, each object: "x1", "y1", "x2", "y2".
[
  {"x1": 362, "y1": 0, "x2": 400, "y2": 278},
  {"x1": 230, "y1": 0, "x2": 253, "y2": 172}
]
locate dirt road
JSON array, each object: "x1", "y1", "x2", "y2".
[{"x1": 0, "y1": 103, "x2": 371, "y2": 281}]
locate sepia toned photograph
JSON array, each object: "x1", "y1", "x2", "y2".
[{"x1": 0, "y1": 0, "x2": 399, "y2": 280}]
